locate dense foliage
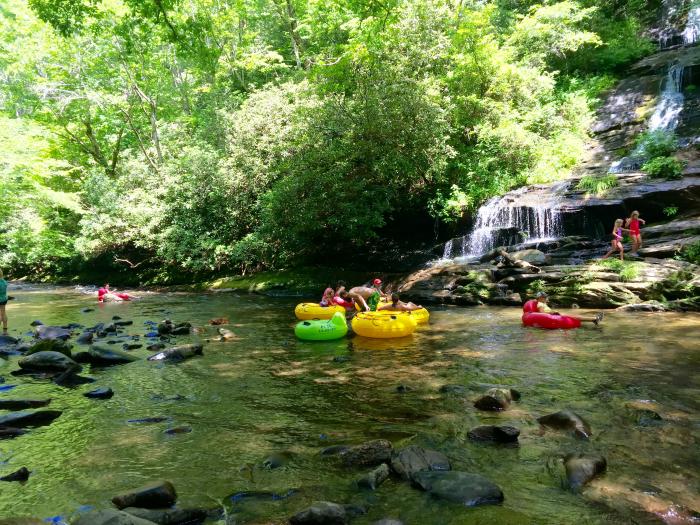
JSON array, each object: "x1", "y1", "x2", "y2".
[{"x1": 0, "y1": 0, "x2": 659, "y2": 281}]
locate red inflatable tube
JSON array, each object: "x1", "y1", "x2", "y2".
[{"x1": 522, "y1": 312, "x2": 581, "y2": 330}]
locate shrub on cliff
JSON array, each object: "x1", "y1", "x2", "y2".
[{"x1": 642, "y1": 157, "x2": 684, "y2": 180}]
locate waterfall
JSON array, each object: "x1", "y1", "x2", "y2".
[
  {"x1": 648, "y1": 63, "x2": 685, "y2": 131},
  {"x1": 440, "y1": 184, "x2": 565, "y2": 260},
  {"x1": 683, "y1": 6, "x2": 700, "y2": 44},
  {"x1": 659, "y1": 0, "x2": 683, "y2": 48}
]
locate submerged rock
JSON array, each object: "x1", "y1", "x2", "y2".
[
  {"x1": 339, "y1": 439, "x2": 393, "y2": 467},
  {"x1": 262, "y1": 452, "x2": 292, "y2": 469},
  {"x1": 0, "y1": 467, "x2": 30, "y2": 482},
  {"x1": 164, "y1": 425, "x2": 192, "y2": 435},
  {"x1": 473, "y1": 388, "x2": 520, "y2": 411},
  {"x1": 84, "y1": 387, "x2": 114, "y2": 399},
  {"x1": 357, "y1": 463, "x2": 390, "y2": 490},
  {"x1": 412, "y1": 471, "x2": 504, "y2": 507},
  {"x1": 122, "y1": 507, "x2": 208, "y2": 524},
  {"x1": 147, "y1": 344, "x2": 203, "y2": 363},
  {"x1": 114, "y1": 320, "x2": 134, "y2": 327},
  {"x1": 122, "y1": 343, "x2": 143, "y2": 350},
  {"x1": 33, "y1": 325, "x2": 71, "y2": 340},
  {"x1": 0, "y1": 399, "x2": 51, "y2": 410},
  {"x1": 290, "y1": 501, "x2": 348, "y2": 525},
  {"x1": 112, "y1": 480, "x2": 177, "y2": 510},
  {"x1": 24, "y1": 338, "x2": 72, "y2": 357},
  {"x1": 128, "y1": 417, "x2": 168, "y2": 424},
  {"x1": 0, "y1": 410, "x2": 62, "y2": 428},
  {"x1": 0, "y1": 335, "x2": 19, "y2": 346},
  {"x1": 0, "y1": 427, "x2": 28, "y2": 439},
  {"x1": 76, "y1": 332, "x2": 94, "y2": 345},
  {"x1": 320, "y1": 445, "x2": 351, "y2": 456},
  {"x1": 564, "y1": 453, "x2": 607, "y2": 491},
  {"x1": 72, "y1": 509, "x2": 159, "y2": 525},
  {"x1": 390, "y1": 446, "x2": 451, "y2": 481},
  {"x1": 18, "y1": 351, "x2": 80, "y2": 373},
  {"x1": 537, "y1": 410, "x2": 592, "y2": 439},
  {"x1": 467, "y1": 425, "x2": 520, "y2": 444},
  {"x1": 146, "y1": 343, "x2": 165, "y2": 352},
  {"x1": 372, "y1": 520, "x2": 405, "y2": 525},
  {"x1": 439, "y1": 384, "x2": 467, "y2": 394},
  {"x1": 88, "y1": 345, "x2": 140, "y2": 365}
]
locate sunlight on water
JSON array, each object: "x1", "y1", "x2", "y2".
[{"x1": 0, "y1": 287, "x2": 698, "y2": 523}]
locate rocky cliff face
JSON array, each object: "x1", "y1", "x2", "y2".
[{"x1": 396, "y1": 37, "x2": 700, "y2": 311}]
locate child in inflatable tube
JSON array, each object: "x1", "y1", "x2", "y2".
[
  {"x1": 97, "y1": 283, "x2": 132, "y2": 302},
  {"x1": 522, "y1": 292, "x2": 603, "y2": 329}
]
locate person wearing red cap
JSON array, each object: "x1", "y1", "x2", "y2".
[{"x1": 348, "y1": 279, "x2": 387, "y2": 311}]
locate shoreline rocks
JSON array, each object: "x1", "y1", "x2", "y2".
[{"x1": 474, "y1": 388, "x2": 521, "y2": 411}]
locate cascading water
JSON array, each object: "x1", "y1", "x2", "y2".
[
  {"x1": 648, "y1": 63, "x2": 685, "y2": 131},
  {"x1": 683, "y1": 5, "x2": 700, "y2": 44},
  {"x1": 609, "y1": 62, "x2": 685, "y2": 173},
  {"x1": 440, "y1": 184, "x2": 565, "y2": 260}
]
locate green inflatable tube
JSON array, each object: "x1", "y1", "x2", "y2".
[{"x1": 295, "y1": 311, "x2": 348, "y2": 341}]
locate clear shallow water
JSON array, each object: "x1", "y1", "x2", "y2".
[{"x1": 0, "y1": 287, "x2": 698, "y2": 524}]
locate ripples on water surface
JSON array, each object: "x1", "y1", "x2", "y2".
[{"x1": 0, "y1": 287, "x2": 698, "y2": 524}]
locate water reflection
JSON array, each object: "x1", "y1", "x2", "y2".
[{"x1": 0, "y1": 289, "x2": 697, "y2": 523}]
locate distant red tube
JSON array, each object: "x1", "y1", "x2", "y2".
[
  {"x1": 521, "y1": 299, "x2": 580, "y2": 329},
  {"x1": 522, "y1": 312, "x2": 581, "y2": 329}
]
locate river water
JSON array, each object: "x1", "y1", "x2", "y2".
[{"x1": 0, "y1": 287, "x2": 698, "y2": 524}]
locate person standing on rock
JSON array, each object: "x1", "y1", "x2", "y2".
[
  {"x1": 602, "y1": 219, "x2": 629, "y2": 261},
  {"x1": 625, "y1": 211, "x2": 646, "y2": 255},
  {"x1": 0, "y1": 270, "x2": 8, "y2": 333}
]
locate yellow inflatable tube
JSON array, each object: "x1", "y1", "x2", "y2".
[
  {"x1": 295, "y1": 302, "x2": 346, "y2": 320},
  {"x1": 351, "y1": 311, "x2": 417, "y2": 339},
  {"x1": 375, "y1": 303, "x2": 430, "y2": 324}
]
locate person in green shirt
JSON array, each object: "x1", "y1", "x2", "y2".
[{"x1": 0, "y1": 270, "x2": 8, "y2": 333}]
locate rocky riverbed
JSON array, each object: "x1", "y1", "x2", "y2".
[{"x1": 0, "y1": 288, "x2": 698, "y2": 524}]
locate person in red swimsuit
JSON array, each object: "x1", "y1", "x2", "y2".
[{"x1": 625, "y1": 210, "x2": 646, "y2": 255}]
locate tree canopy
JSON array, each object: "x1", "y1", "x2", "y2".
[{"x1": 0, "y1": 0, "x2": 658, "y2": 281}]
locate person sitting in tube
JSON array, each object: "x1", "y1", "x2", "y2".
[
  {"x1": 534, "y1": 292, "x2": 602, "y2": 325},
  {"x1": 377, "y1": 293, "x2": 423, "y2": 312}
]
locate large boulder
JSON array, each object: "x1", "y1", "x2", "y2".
[
  {"x1": 511, "y1": 249, "x2": 548, "y2": 266},
  {"x1": 339, "y1": 440, "x2": 393, "y2": 467},
  {"x1": 71, "y1": 510, "x2": 158, "y2": 525},
  {"x1": 112, "y1": 481, "x2": 177, "y2": 510},
  {"x1": 564, "y1": 454, "x2": 607, "y2": 491},
  {"x1": 289, "y1": 501, "x2": 348, "y2": 525},
  {"x1": 390, "y1": 446, "x2": 451, "y2": 481},
  {"x1": 411, "y1": 471, "x2": 504, "y2": 507},
  {"x1": 0, "y1": 410, "x2": 62, "y2": 428},
  {"x1": 33, "y1": 325, "x2": 72, "y2": 341},
  {"x1": 147, "y1": 344, "x2": 203, "y2": 363},
  {"x1": 88, "y1": 345, "x2": 140, "y2": 365},
  {"x1": 18, "y1": 351, "x2": 80, "y2": 373},
  {"x1": 467, "y1": 425, "x2": 520, "y2": 444},
  {"x1": 473, "y1": 388, "x2": 520, "y2": 411},
  {"x1": 537, "y1": 410, "x2": 592, "y2": 439}
]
